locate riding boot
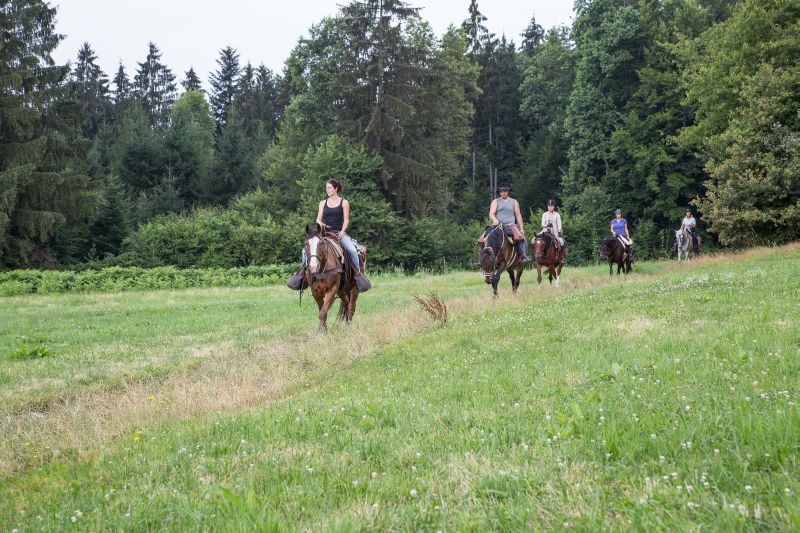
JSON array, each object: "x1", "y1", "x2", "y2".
[
  {"x1": 516, "y1": 242, "x2": 531, "y2": 265},
  {"x1": 287, "y1": 268, "x2": 307, "y2": 290},
  {"x1": 354, "y1": 271, "x2": 372, "y2": 293}
]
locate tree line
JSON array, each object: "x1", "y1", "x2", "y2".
[{"x1": 1, "y1": 0, "x2": 797, "y2": 270}]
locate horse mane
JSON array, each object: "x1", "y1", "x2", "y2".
[{"x1": 484, "y1": 225, "x2": 504, "y2": 251}]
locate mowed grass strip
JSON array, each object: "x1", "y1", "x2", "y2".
[
  {"x1": 0, "y1": 257, "x2": 655, "y2": 478},
  {"x1": 2, "y1": 245, "x2": 798, "y2": 530}
]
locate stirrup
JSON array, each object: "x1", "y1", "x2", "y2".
[
  {"x1": 287, "y1": 269, "x2": 307, "y2": 290},
  {"x1": 355, "y1": 272, "x2": 371, "y2": 293}
]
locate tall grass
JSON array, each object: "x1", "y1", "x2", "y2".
[{"x1": 1, "y1": 245, "x2": 798, "y2": 530}]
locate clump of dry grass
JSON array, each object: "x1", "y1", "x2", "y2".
[{"x1": 412, "y1": 291, "x2": 448, "y2": 323}]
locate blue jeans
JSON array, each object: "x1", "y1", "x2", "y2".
[
  {"x1": 302, "y1": 233, "x2": 360, "y2": 271},
  {"x1": 340, "y1": 234, "x2": 360, "y2": 271}
]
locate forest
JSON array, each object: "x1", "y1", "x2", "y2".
[{"x1": 1, "y1": 0, "x2": 798, "y2": 271}]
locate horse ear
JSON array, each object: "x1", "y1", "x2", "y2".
[
  {"x1": 317, "y1": 222, "x2": 324, "y2": 234},
  {"x1": 305, "y1": 225, "x2": 310, "y2": 236}
]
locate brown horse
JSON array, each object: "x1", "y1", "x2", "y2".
[
  {"x1": 303, "y1": 224, "x2": 363, "y2": 330},
  {"x1": 599, "y1": 236, "x2": 632, "y2": 275},
  {"x1": 479, "y1": 225, "x2": 525, "y2": 297},
  {"x1": 531, "y1": 231, "x2": 567, "y2": 287}
]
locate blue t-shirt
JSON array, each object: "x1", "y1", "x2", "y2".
[{"x1": 612, "y1": 218, "x2": 627, "y2": 235}]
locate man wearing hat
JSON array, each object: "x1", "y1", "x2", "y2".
[{"x1": 478, "y1": 183, "x2": 531, "y2": 264}]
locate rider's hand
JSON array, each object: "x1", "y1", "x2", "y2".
[
  {"x1": 337, "y1": 231, "x2": 344, "y2": 239},
  {"x1": 492, "y1": 221, "x2": 500, "y2": 226}
]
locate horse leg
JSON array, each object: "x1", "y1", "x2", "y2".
[
  {"x1": 536, "y1": 264, "x2": 543, "y2": 288},
  {"x1": 554, "y1": 263, "x2": 561, "y2": 288},
  {"x1": 346, "y1": 287, "x2": 358, "y2": 322},
  {"x1": 492, "y1": 271, "x2": 500, "y2": 297},
  {"x1": 608, "y1": 261, "x2": 613, "y2": 276},
  {"x1": 318, "y1": 287, "x2": 337, "y2": 331},
  {"x1": 510, "y1": 267, "x2": 521, "y2": 293},
  {"x1": 337, "y1": 292, "x2": 349, "y2": 322}
]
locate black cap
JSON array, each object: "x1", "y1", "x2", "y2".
[
  {"x1": 498, "y1": 183, "x2": 511, "y2": 192},
  {"x1": 547, "y1": 199, "x2": 556, "y2": 206}
]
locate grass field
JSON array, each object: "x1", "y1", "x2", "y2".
[{"x1": 1, "y1": 246, "x2": 798, "y2": 530}]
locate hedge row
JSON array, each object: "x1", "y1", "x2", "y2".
[{"x1": 0, "y1": 265, "x2": 296, "y2": 296}]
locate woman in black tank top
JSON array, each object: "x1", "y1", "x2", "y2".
[
  {"x1": 322, "y1": 197, "x2": 345, "y2": 231},
  {"x1": 313, "y1": 179, "x2": 371, "y2": 292}
]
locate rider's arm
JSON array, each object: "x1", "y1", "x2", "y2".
[
  {"x1": 541, "y1": 212, "x2": 548, "y2": 228},
  {"x1": 610, "y1": 222, "x2": 615, "y2": 235},
  {"x1": 515, "y1": 201, "x2": 524, "y2": 234},
  {"x1": 316, "y1": 200, "x2": 325, "y2": 227},
  {"x1": 340, "y1": 200, "x2": 350, "y2": 236},
  {"x1": 624, "y1": 223, "x2": 630, "y2": 238},
  {"x1": 489, "y1": 200, "x2": 499, "y2": 226}
]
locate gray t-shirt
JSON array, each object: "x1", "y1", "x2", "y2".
[
  {"x1": 682, "y1": 216, "x2": 696, "y2": 228},
  {"x1": 494, "y1": 198, "x2": 517, "y2": 225}
]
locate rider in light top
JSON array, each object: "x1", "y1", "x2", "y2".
[
  {"x1": 486, "y1": 183, "x2": 531, "y2": 264},
  {"x1": 611, "y1": 209, "x2": 633, "y2": 251},
  {"x1": 680, "y1": 209, "x2": 699, "y2": 252},
  {"x1": 541, "y1": 199, "x2": 566, "y2": 265}
]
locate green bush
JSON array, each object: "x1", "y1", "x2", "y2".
[{"x1": 0, "y1": 265, "x2": 295, "y2": 296}]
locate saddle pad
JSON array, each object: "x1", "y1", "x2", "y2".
[{"x1": 324, "y1": 238, "x2": 345, "y2": 263}]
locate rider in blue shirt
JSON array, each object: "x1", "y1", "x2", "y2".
[{"x1": 610, "y1": 209, "x2": 633, "y2": 252}]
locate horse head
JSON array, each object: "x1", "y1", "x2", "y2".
[
  {"x1": 598, "y1": 237, "x2": 611, "y2": 260},
  {"x1": 532, "y1": 233, "x2": 550, "y2": 262},
  {"x1": 304, "y1": 225, "x2": 325, "y2": 275},
  {"x1": 480, "y1": 246, "x2": 496, "y2": 283}
]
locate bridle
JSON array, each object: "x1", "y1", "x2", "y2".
[
  {"x1": 481, "y1": 225, "x2": 507, "y2": 281},
  {"x1": 304, "y1": 234, "x2": 344, "y2": 283},
  {"x1": 533, "y1": 231, "x2": 552, "y2": 262}
]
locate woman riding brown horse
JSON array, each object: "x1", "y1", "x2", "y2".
[
  {"x1": 599, "y1": 236, "x2": 632, "y2": 275},
  {"x1": 479, "y1": 224, "x2": 525, "y2": 296},
  {"x1": 303, "y1": 224, "x2": 362, "y2": 330},
  {"x1": 531, "y1": 231, "x2": 567, "y2": 287}
]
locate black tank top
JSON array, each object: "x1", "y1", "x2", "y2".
[{"x1": 322, "y1": 198, "x2": 344, "y2": 231}]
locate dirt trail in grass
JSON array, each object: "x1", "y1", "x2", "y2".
[{"x1": 2, "y1": 245, "x2": 793, "y2": 478}]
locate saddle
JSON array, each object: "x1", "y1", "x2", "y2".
[{"x1": 322, "y1": 232, "x2": 367, "y2": 286}]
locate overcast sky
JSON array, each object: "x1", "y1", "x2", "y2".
[{"x1": 52, "y1": 0, "x2": 575, "y2": 89}]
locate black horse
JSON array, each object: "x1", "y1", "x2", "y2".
[
  {"x1": 479, "y1": 224, "x2": 525, "y2": 296},
  {"x1": 599, "y1": 236, "x2": 632, "y2": 275}
]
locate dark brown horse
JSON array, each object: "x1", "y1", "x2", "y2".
[
  {"x1": 303, "y1": 224, "x2": 363, "y2": 330},
  {"x1": 599, "y1": 236, "x2": 632, "y2": 275},
  {"x1": 479, "y1": 225, "x2": 524, "y2": 296},
  {"x1": 531, "y1": 231, "x2": 567, "y2": 287}
]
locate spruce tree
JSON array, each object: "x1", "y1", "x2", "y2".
[
  {"x1": 0, "y1": 0, "x2": 95, "y2": 267},
  {"x1": 337, "y1": 0, "x2": 440, "y2": 214},
  {"x1": 521, "y1": 15, "x2": 545, "y2": 57},
  {"x1": 255, "y1": 64, "x2": 281, "y2": 139},
  {"x1": 208, "y1": 46, "x2": 241, "y2": 134},
  {"x1": 462, "y1": 0, "x2": 490, "y2": 56},
  {"x1": 112, "y1": 62, "x2": 132, "y2": 102},
  {"x1": 182, "y1": 67, "x2": 202, "y2": 92},
  {"x1": 133, "y1": 42, "x2": 177, "y2": 129},
  {"x1": 72, "y1": 42, "x2": 110, "y2": 138}
]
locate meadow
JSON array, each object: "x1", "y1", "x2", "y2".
[{"x1": 1, "y1": 245, "x2": 798, "y2": 531}]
